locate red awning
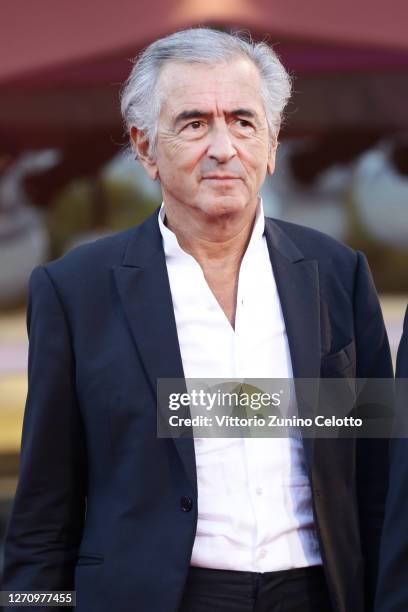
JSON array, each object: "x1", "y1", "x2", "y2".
[
  {"x1": 1, "y1": 0, "x2": 407, "y2": 152},
  {"x1": 1, "y1": 0, "x2": 407, "y2": 85}
]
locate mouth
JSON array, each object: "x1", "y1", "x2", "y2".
[{"x1": 202, "y1": 176, "x2": 241, "y2": 181}]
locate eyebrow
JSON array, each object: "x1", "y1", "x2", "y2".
[{"x1": 173, "y1": 108, "x2": 259, "y2": 127}]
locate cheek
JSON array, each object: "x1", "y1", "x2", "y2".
[
  {"x1": 238, "y1": 134, "x2": 268, "y2": 155},
  {"x1": 157, "y1": 154, "x2": 203, "y2": 193},
  {"x1": 238, "y1": 148, "x2": 268, "y2": 177},
  {"x1": 163, "y1": 143, "x2": 204, "y2": 176},
  {"x1": 244, "y1": 150, "x2": 265, "y2": 167}
]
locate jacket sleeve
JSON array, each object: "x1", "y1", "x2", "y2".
[
  {"x1": 353, "y1": 251, "x2": 394, "y2": 609},
  {"x1": 2, "y1": 265, "x2": 87, "y2": 599}
]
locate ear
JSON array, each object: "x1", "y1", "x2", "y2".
[
  {"x1": 267, "y1": 132, "x2": 279, "y2": 175},
  {"x1": 130, "y1": 126, "x2": 158, "y2": 180}
]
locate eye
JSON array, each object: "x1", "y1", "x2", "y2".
[
  {"x1": 187, "y1": 121, "x2": 204, "y2": 130},
  {"x1": 236, "y1": 119, "x2": 253, "y2": 129}
]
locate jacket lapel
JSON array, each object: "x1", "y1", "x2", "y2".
[
  {"x1": 112, "y1": 210, "x2": 197, "y2": 495},
  {"x1": 264, "y1": 219, "x2": 321, "y2": 472}
]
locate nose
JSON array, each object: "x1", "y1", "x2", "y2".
[{"x1": 206, "y1": 123, "x2": 236, "y2": 163}]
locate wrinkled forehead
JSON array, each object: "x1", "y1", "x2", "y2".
[{"x1": 156, "y1": 58, "x2": 266, "y2": 120}]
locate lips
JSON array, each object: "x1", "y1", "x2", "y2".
[{"x1": 202, "y1": 175, "x2": 240, "y2": 180}]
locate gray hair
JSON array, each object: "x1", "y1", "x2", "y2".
[{"x1": 120, "y1": 27, "x2": 292, "y2": 158}]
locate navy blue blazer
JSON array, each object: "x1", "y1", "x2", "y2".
[
  {"x1": 375, "y1": 306, "x2": 408, "y2": 612},
  {"x1": 3, "y1": 209, "x2": 393, "y2": 612}
]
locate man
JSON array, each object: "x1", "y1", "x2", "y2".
[
  {"x1": 396, "y1": 308, "x2": 408, "y2": 378},
  {"x1": 375, "y1": 306, "x2": 408, "y2": 612},
  {"x1": 3, "y1": 28, "x2": 393, "y2": 612}
]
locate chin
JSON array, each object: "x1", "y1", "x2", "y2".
[{"x1": 199, "y1": 197, "x2": 248, "y2": 218}]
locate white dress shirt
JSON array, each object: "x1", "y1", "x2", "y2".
[{"x1": 158, "y1": 199, "x2": 322, "y2": 572}]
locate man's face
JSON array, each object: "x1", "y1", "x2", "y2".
[{"x1": 132, "y1": 58, "x2": 277, "y2": 220}]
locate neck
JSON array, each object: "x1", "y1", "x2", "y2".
[{"x1": 163, "y1": 201, "x2": 259, "y2": 269}]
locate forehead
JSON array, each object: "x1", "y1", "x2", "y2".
[{"x1": 157, "y1": 58, "x2": 265, "y2": 118}]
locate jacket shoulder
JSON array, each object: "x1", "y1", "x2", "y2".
[
  {"x1": 27, "y1": 225, "x2": 146, "y2": 322},
  {"x1": 267, "y1": 216, "x2": 359, "y2": 275},
  {"x1": 46, "y1": 227, "x2": 136, "y2": 276},
  {"x1": 42, "y1": 207, "x2": 160, "y2": 283},
  {"x1": 268, "y1": 217, "x2": 355, "y2": 258}
]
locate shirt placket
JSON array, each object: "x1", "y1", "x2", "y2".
[{"x1": 234, "y1": 251, "x2": 263, "y2": 569}]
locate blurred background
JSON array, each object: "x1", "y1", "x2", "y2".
[{"x1": 0, "y1": 0, "x2": 407, "y2": 589}]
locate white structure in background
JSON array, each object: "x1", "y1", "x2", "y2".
[
  {"x1": 352, "y1": 141, "x2": 408, "y2": 247},
  {"x1": 262, "y1": 139, "x2": 351, "y2": 240},
  {"x1": 102, "y1": 151, "x2": 162, "y2": 200},
  {"x1": 64, "y1": 151, "x2": 162, "y2": 253},
  {"x1": 0, "y1": 151, "x2": 58, "y2": 306}
]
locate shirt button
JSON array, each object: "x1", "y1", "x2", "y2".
[
  {"x1": 256, "y1": 486, "x2": 263, "y2": 496},
  {"x1": 180, "y1": 496, "x2": 193, "y2": 512},
  {"x1": 259, "y1": 548, "x2": 267, "y2": 559}
]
